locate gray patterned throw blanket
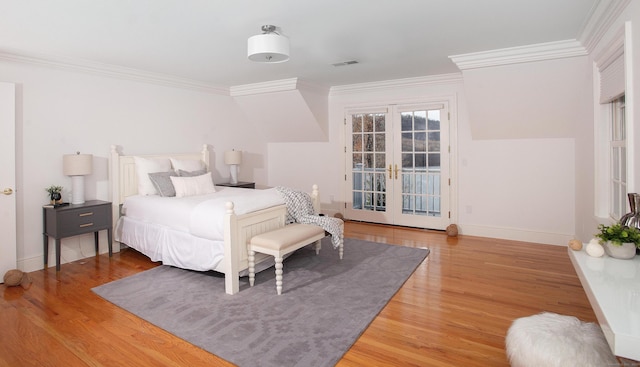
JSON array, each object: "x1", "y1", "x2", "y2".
[{"x1": 276, "y1": 186, "x2": 343, "y2": 249}]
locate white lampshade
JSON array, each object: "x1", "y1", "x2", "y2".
[
  {"x1": 248, "y1": 25, "x2": 289, "y2": 63},
  {"x1": 224, "y1": 150, "x2": 243, "y2": 165},
  {"x1": 63, "y1": 152, "x2": 93, "y2": 204},
  {"x1": 63, "y1": 153, "x2": 93, "y2": 176}
]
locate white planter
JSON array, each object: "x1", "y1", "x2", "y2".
[{"x1": 603, "y1": 241, "x2": 637, "y2": 259}]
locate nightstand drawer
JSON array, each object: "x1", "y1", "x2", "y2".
[{"x1": 57, "y1": 205, "x2": 111, "y2": 236}]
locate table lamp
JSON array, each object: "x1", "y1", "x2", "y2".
[
  {"x1": 63, "y1": 152, "x2": 93, "y2": 204},
  {"x1": 224, "y1": 150, "x2": 242, "y2": 184}
]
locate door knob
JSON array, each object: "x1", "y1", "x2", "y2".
[{"x1": 3, "y1": 188, "x2": 13, "y2": 195}]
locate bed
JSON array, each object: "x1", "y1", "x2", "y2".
[{"x1": 109, "y1": 145, "x2": 321, "y2": 295}]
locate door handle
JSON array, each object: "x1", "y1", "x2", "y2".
[
  {"x1": 394, "y1": 164, "x2": 399, "y2": 180},
  {"x1": 2, "y1": 188, "x2": 13, "y2": 195},
  {"x1": 387, "y1": 165, "x2": 393, "y2": 179}
]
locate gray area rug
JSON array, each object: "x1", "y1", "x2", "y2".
[{"x1": 93, "y1": 238, "x2": 429, "y2": 367}]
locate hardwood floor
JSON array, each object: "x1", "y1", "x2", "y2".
[{"x1": 1, "y1": 221, "x2": 599, "y2": 366}]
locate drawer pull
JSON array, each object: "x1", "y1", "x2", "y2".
[
  {"x1": 79, "y1": 223, "x2": 94, "y2": 228},
  {"x1": 79, "y1": 212, "x2": 94, "y2": 217}
]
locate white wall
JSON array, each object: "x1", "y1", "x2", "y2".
[
  {"x1": 462, "y1": 58, "x2": 590, "y2": 140},
  {"x1": 458, "y1": 137, "x2": 576, "y2": 244},
  {"x1": 458, "y1": 56, "x2": 591, "y2": 244},
  {"x1": 0, "y1": 60, "x2": 266, "y2": 272}
]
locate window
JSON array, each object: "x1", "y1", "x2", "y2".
[
  {"x1": 610, "y1": 95, "x2": 626, "y2": 220},
  {"x1": 594, "y1": 25, "x2": 628, "y2": 221}
]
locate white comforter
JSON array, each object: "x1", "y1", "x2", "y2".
[
  {"x1": 115, "y1": 187, "x2": 285, "y2": 271},
  {"x1": 121, "y1": 186, "x2": 285, "y2": 241}
]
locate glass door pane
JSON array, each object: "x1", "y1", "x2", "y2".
[
  {"x1": 400, "y1": 110, "x2": 441, "y2": 217},
  {"x1": 351, "y1": 113, "x2": 386, "y2": 212}
]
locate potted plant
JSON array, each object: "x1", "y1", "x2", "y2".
[
  {"x1": 45, "y1": 185, "x2": 63, "y2": 204},
  {"x1": 595, "y1": 223, "x2": 640, "y2": 259}
]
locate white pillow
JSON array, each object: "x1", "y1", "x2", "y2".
[
  {"x1": 170, "y1": 172, "x2": 216, "y2": 198},
  {"x1": 134, "y1": 157, "x2": 172, "y2": 195},
  {"x1": 170, "y1": 158, "x2": 205, "y2": 172}
]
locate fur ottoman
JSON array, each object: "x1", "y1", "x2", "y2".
[{"x1": 506, "y1": 312, "x2": 617, "y2": 367}]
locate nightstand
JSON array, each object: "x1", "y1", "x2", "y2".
[
  {"x1": 217, "y1": 181, "x2": 255, "y2": 189},
  {"x1": 42, "y1": 200, "x2": 113, "y2": 271}
]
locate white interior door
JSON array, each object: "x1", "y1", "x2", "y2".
[
  {"x1": 345, "y1": 102, "x2": 450, "y2": 230},
  {"x1": 0, "y1": 82, "x2": 17, "y2": 281}
]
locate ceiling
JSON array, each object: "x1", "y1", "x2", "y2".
[{"x1": 0, "y1": 0, "x2": 599, "y2": 89}]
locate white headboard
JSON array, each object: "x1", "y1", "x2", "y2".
[{"x1": 109, "y1": 144, "x2": 211, "y2": 206}]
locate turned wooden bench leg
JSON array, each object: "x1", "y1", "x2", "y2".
[
  {"x1": 248, "y1": 249, "x2": 256, "y2": 287},
  {"x1": 274, "y1": 256, "x2": 284, "y2": 295}
]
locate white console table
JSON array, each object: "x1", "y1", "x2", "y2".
[{"x1": 568, "y1": 247, "x2": 640, "y2": 361}]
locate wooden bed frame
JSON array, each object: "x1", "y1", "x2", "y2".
[{"x1": 109, "y1": 145, "x2": 320, "y2": 295}]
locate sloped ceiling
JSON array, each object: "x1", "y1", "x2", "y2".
[{"x1": 231, "y1": 79, "x2": 328, "y2": 142}]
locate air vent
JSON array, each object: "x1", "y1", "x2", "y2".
[{"x1": 332, "y1": 60, "x2": 359, "y2": 67}]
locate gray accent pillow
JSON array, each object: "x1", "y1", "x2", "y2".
[
  {"x1": 178, "y1": 169, "x2": 207, "y2": 177},
  {"x1": 148, "y1": 171, "x2": 178, "y2": 197}
]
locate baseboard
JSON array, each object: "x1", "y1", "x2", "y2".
[
  {"x1": 19, "y1": 232, "x2": 120, "y2": 273},
  {"x1": 459, "y1": 224, "x2": 573, "y2": 246}
]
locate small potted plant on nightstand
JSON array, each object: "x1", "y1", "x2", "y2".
[
  {"x1": 45, "y1": 185, "x2": 63, "y2": 205},
  {"x1": 595, "y1": 223, "x2": 640, "y2": 259}
]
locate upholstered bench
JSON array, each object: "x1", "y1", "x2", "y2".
[
  {"x1": 248, "y1": 223, "x2": 329, "y2": 295},
  {"x1": 506, "y1": 312, "x2": 617, "y2": 367}
]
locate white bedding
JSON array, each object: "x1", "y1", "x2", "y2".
[
  {"x1": 121, "y1": 186, "x2": 285, "y2": 241},
  {"x1": 115, "y1": 186, "x2": 285, "y2": 271},
  {"x1": 116, "y1": 216, "x2": 226, "y2": 271}
]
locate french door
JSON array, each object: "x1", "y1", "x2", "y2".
[{"x1": 345, "y1": 103, "x2": 450, "y2": 229}]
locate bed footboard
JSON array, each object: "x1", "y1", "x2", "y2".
[{"x1": 223, "y1": 202, "x2": 287, "y2": 295}]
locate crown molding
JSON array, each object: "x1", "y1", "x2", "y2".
[
  {"x1": 449, "y1": 39, "x2": 587, "y2": 71},
  {"x1": 329, "y1": 73, "x2": 463, "y2": 96},
  {"x1": 579, "y1": 0, "x2": 631, "y2": 53},
  {"x1": 230, "y1": 78, "x2": 299, "y2": 96},
  {"x1": 0, "y1": 49, "x2": 229, "y2": 95}
]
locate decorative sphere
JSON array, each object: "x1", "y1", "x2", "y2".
[
  {"x1": 568, "y1": 239, "x2": 583, "y2": 251},
  {"x1": 3, "y1": 269, "x2": 24, "y2": 286},
  {"x1": 446, "y1": 224, "x2": 458, "y2": 237},
  {"x1": 586, "y1": 242, "x2": 605, "y2": 257}
]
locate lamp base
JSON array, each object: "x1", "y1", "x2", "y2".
[
  {"x1": 230, "y1": 165, "x2": 239, "y2": 185},
  {"x1": 70, "y1": 175, "x2": 85, "y2": 204}
]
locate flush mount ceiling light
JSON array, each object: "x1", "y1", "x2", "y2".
[{"x1": 247, "y1": 25, "x2": 289, "y2": 63}]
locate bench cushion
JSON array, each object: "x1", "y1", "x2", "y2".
[{"x1": 250, "y1": 223, "x2": 325, "y2": 251}]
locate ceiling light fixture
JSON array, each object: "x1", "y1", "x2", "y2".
[{"x1": 247, "y1": 25, "x2": 289, "y2": 63}]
